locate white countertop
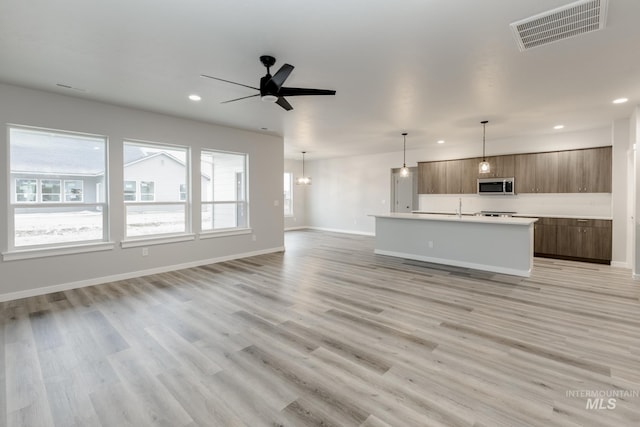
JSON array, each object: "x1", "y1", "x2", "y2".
[
  {"x1": 513, "y1": 213, "x2": 612, "y2": 220},
  {"x1": 372, "y1": 212, "x2": 537, "y2": 226},
  {"x1": 412, "y1": 211, "x2": 612, "y2": 221}
]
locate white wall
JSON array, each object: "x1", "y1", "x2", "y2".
[
  {"x1": 632, "y1": 107, "x2": 640, "y2": 277},
  {"x1": 284, "y1": 158, "x2": 308, "y2": 229},
  {"x1": 0, "y1": 83, "x2": 284, "y2": 300},
  {"x1": 305, "y1": 124, "x2": 632, "y2": 265}
]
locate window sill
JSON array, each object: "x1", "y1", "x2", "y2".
[
  {"x1": 121, "y1": 233, "x2": 196, "y2": 248},
  {"x1": 199, "y1": 228, "x2": 252, "y2": 239},
  {"x1": 2, "y1": 241, "x2": 116, "y2": 261}
]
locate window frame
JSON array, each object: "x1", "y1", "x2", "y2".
[
  {"x1": 5, "y1": 124, "x2": 110, "y2": 255},
  {"x1": 283, "y1": 171, "x2": 294, "y2": 217},
  {"x1": 200, "y1": 149, "x2": 249, "y2": 234},
  {"x1": 123, "y1": 139, "x2": 191, "y2": 241}
]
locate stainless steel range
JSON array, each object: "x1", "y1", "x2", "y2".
[{"x1": 479, "y1": 211, "x2": 517, "y2": 217}]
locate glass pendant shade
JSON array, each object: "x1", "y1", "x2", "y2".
[
  {"x1": 478, "y1": 120, "x2": 491, "y2": 174},
  {"x1": 478, "y1": 160, "x2": 490, "y2": 174},
  {"x1": 296, "y1": 151, "x2": 311, "y2": 185},
  {"x1": 400, "y1": 165, "x2": 410, "y2": 177}
]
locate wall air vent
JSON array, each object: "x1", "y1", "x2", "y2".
[{"x1": 510, "y1": 0, "x2": 608, "y2": 51}]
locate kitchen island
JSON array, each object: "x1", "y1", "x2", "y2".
[{"x1": 371, "y1": 213, "x2": 538, "y2": 277}]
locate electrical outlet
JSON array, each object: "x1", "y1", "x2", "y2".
[
  {"x1": 252, "y1": 234, "x2": 257, "y2": 242},
  {"x1": 142, "y1": 247, "x2": 149, "y2": 256},
  {"x1": 428, "y1": 241, "x2": 434, "y2": 248}
]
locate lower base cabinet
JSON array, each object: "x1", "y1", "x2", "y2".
[{"x1": 533, "y1": 217, "x2": 611, "y2": 264}]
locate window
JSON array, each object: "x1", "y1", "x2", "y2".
[
  {"x1": 41, "y1": 179, "x2": 61, "y2": 202},
  {"x1": 179, "y1": 184, "x2": 187, "y2": 201},
  {"x1": 15, "y1": 179, "x2": 37, "y2": 202},
  {"x1": 124, "y1": 141, "x2": 189, "y2": 238},
  {"x1": 284, "y1": 172, "x2": 293, "y2": 216},
  {"x1": 140, "y1": 181, "x2": 155, "y2": 201},
  {"x1": 124, "y1": 180, "x2": 137, "y2": 201},
  {"x1": 201, "y1": 150, "x2": 248, "y2": 231},
  {"x1": 8, "y1": 126, "x2": 107, "y2": 249},
  {"x1": 64, "y1": 180, "x2": 84, "y2": 202}
]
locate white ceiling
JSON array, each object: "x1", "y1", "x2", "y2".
[{"x1": 1, "y1": 0, "x2": 639, "y2": 159}]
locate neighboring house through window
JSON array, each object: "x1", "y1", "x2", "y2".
[
  {"x1": 123, "y1": 141, "x2": 189, "y2": 238},
  {"x1": 7, "y1": 126, "x2": 107, "y2": 249},
  {"x1": 201, "y1": 150, "x2": 248, "y2": 231}
]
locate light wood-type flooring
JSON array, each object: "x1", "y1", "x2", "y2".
[{"x1": 1, "y1": 230, "x2": 640, "y2": 426}]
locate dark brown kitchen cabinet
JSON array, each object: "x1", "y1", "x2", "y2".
[
  {"x1": 418, "y1": 161, "x2": 447, "y2": 194},
  {"x1": 535, "y1": 217, "x2": 611, "y2": 264},
  {"x1": 515, "y1": 152, "x2": 558, "y2": 193},
  {"x1": 478, "y1": 155, "x2": 515, "y2": 178},
  {"x1": 446, "y1": 158, "x2": 478, "y2": 194},
  {"x1": 557, "y1": 147, "x2": 612, "y2": 193},
  {"x1": 534, "y1": 218, "x2": 557, "y2": 255}
]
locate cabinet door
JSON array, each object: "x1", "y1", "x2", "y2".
[
  {"x1": 497, "y1": 155, "x2": 515, "y2": 178},
  {"x1": 460, "y1": 158, "x2": 479, "y2": 193},
  {"x1": 534, "y1": 224, "x2": 557, "y2": 255},
  {"x1": 515, "y1": 154, "x2": 537, "y2": 193},
  {"x1": 582, "y1": 146, "x2": 612, "y2": 193},
  {"x1": 418, "y1": 163, "x2": 428, "y2": 194},
  {"x1": 557, "y1": 150, "x2": 582, "y2": 193},
  {"x1": 445, "y1": 160, "x2": 462, "y2": 194},
  {"x1": 536, "y1": 151, "x2": 558, "y2": 193},
  {"x1": 419, "y1": 161, "x2": 447, "y2": 194},
  {"x1": 556, "y1": 225, "x2": 582, "y2": 257}
]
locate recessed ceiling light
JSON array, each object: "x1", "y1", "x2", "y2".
[
  {"x1": 437, "y1": 140, "x2": 445, "y2": 144},
  {"x1": 553, "y1": 125, "x2": 564, "y2": 130},
  {"x1": 613, "y1": 97, "x2": 628, "y2": 104},
  {"x1": 188, "y1": 94, "x2": 202, "y2": 101}
]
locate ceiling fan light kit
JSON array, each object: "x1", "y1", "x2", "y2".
[{"x1": 201, "y1": 55, "x2": 336, "y2": 111}]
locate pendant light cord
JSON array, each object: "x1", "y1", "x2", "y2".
[
  {"x1": 402, "y1": 132, "x2": 407, "y2": 167},
  {"x1": 301, "y1": 151, "x2": 305, "y2": 176},
  {"x1": 481, "y1": 120, "x2": 488, "y2": 161}
]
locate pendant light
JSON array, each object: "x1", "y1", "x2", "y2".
[
  {"x1": 296, "y1": 151, "x2": 311, "y2": 185},
  {"x1": 399, "y1": 132, "x2": 410, "y2": 177},
  {"x1": 478, "y1": 120, "x2": 491, "y2": 174}
]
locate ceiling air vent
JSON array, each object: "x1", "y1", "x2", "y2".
[{"x1": 510, "y1": 0, "x2": 608, "y2": 51}]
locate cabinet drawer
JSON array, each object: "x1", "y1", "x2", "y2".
[{"x1": 555, "y1": 218, "x2": 611, "y2": 228}]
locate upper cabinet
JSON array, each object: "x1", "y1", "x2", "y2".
[
  {"x1": 418, "y1": 146, "x2": 611, "y2": 195},
  {"x1": 557, "y1": 147, "x2": 611, "y2": 193},
  {"x1": 515, "y1": 151, "x2": 558, "y2": 193},
  {"x1": 477, "y1": 155, "x2": 515, "y2": 178},
  {"x1": 418, "y1": 161, "x2": 447, "y2": 194},
  {"x1": 446, "y1": 158, "x2": 479, "y2": 194}
]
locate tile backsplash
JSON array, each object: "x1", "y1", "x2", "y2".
[{"x1": 418, "y1": 193, "x2": 612, "y2": 218}]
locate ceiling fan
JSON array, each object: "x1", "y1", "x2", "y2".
[{"x1": 201, "y1": 55, "x2": 336, "y2": 111}]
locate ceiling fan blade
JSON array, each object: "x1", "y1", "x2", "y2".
[
  {"x1": 221, "y1": 94, "x2": 260, "y2": 104},
  {"x1": 269, "y1": 64, "x2": 294, "y2": 90},
  {"x1": 200, "y1": 74, "x2": 259, "y2": 90},
  {"x1": 278, "y1": 87, "x2": 336, "y2": 97},
  {"x1": 276, "y1": 97, "x2": 293, "y2": 111}
]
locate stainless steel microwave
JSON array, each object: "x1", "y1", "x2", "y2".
[{"x1": 477, "y1": 177, "x2": 515, "y2": 195}]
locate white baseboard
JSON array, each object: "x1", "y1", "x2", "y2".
[
  {"x1": 306, "y1": 226, "x2": 375, "y2": 237},
  {"x1": 374, "y1": 249, "x2": 531, "y2": 277},
  {"x1": 284, "y1": 226, "x2": 308, "y2": 231},
  {"x1": 611, "y1": 261, "x2": 631, "y2": 269},
  {"x1": 0, "y1": 246, "x2": 285, "y2": 303}
]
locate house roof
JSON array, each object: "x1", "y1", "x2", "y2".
[{"x1": 12, "y1": 137, "x2": 147, "y2": 175}]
